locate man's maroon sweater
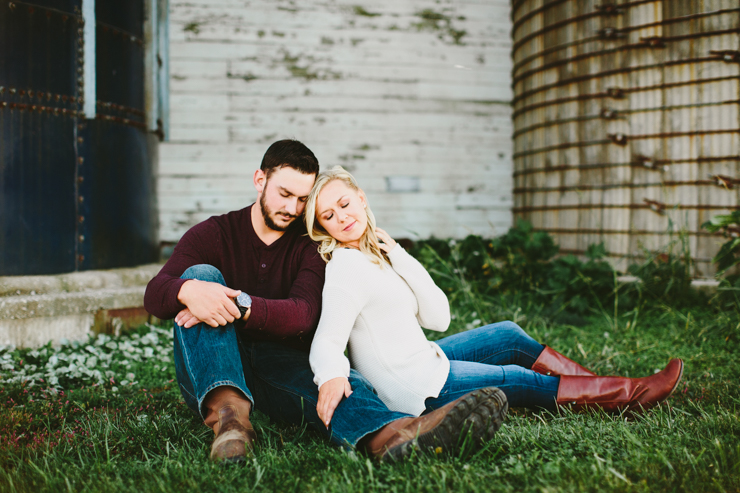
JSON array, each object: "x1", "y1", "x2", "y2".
[{"x1": 144, "y1": 205, "x2": 326, "y2": 351}]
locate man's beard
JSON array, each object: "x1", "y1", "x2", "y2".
[{"x1": 260, "y1": 192, "x2": 297, "y2": 232}]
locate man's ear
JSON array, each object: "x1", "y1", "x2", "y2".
[{"x1": 254, "y1": 169, "x2": 266, "y2": 194}]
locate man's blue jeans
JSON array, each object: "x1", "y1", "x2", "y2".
[
  {"x1": 425, "y1": 322, "x2": 560, "y2": 412},
  {"x1": 173, "y1": 264, "x2": 408, "y2": 448},
  {"x1": 173, "y1": 265, "x2": 560, "y2": 448}
]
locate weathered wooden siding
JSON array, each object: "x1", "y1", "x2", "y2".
[
  {"x1": 511, "y1": 0, "x2": 740, "y2": 275},
  {"x1": 159, "y1": 0, "x2": 514, "y2": 243}
]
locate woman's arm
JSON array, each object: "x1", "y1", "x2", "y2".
[
  {"x1": 309, "y1": 284, "x2": 365, "y2": 426},
  {"x1": 377, "y1": 229, "x2": 451, "y2": 332}
]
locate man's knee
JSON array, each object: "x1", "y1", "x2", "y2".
[{"x1": 181, "y1": 264, "x2": 226, "y2": 285}]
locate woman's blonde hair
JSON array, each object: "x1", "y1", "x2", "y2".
[{"x1": 305, "y1": 166, "x2": 389, "y2": 266}]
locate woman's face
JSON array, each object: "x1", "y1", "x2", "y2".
[{"x1": 316, "y1": 179, "x2": 368, "y2": 248}]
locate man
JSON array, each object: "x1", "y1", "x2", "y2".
[{"x1": 145, "y1": 139, "x2": 505, "y2": 462}]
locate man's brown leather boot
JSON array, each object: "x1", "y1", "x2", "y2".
[
  {"x1": 203, "y1": 386, "x2": 256, "y2": 463},
  {"x1": 360, "y1": 387, "x2": 508, "y2": 462},
  {"x1": 531, "y1": 346, "x2": 596, "y2": 377},
  {"x1": 556, "y1": 358, "x2": 684, "y2": 414}
]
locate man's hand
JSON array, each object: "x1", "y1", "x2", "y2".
[
  {"x1": 175, "y1": 307, "x2": 202, "y2": 328},
  {"x1": 317, "y1": 377, "x2": 352, "y2": 428},
  {"x1": 176, "y1": 280, "x2": 242, "y2": 328}
]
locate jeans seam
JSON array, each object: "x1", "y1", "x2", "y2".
[{"x1": 176, "y1": 324, "x2": 203, "y2": 418}]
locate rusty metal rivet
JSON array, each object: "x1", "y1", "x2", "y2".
[
  {"x1": 606, "y1": 87, "x2": 625, "y2": 99},
  {"x1": 599, "y1": 27, "x2": 623, "y2": 39},
  {"x1": 77, "y1": 137, "x2": 83, "y2": 143},
  {"x1": 640, "y1": 36, "x2": 665, "y2": 48},
  {"x1": 78, "y1": 235, "x2": 85, "y2": 242},
  {"x1": 8, "y1": 2, "x2": 16, "y2": 11},
  {"x1": 18, "y1": 89, "x2": 25, "y2": 96},
  {"x1": 78, "y1": 157, "x2": 84, "y2": 164},
  {"x1": 1, "y1": 102, "x2": 6, "y2": 108},
  {"x1": 596, "y1": 3, "x2": 622, "y2": 15},
  {"x1": 78, "y1": 216, "x2": 85, "y2": 224},
  {"x1": 78, "y1": 196, "x2": 84, "y2": 203},
  {"x1": 77, "y1": 255, "x2": 85, "y2": 263},
  {"x1": 10, "y1": 87, "x2": 16, "y2": 94},
  {"x1": 27, "y1": 6, "x2": 34, "y2": 13},
  {"x1": 643, "y1": 199, "x2": 666, "y2": 215},
  {"x1": 711, "y1": 174, "x2": 735, "y2": 190},
  {"x1": 600, "y1": 108, "x2": 617, "y2": 119},
  {"x1": 609, "y1": 133, "x2": 628, "y2": 145},
  {"x1": 62, "y1": 15, "x2": 68, "y2": 22},
  {"x1": 78, "y1": 176, "x2": 84, "y2": 183}
]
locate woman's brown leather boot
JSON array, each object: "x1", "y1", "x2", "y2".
[
  {"x1": 531, "y1": 346, "x2": 596, "y2": 377},
  {"x1": 556, "y1": 358, "x2": 684, "y2": 413}
]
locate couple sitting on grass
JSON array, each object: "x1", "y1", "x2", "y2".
[{"x1": 145, "y1": 139, "x2": 684, "y2": 463}]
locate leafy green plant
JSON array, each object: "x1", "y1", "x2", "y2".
[
  {"x1": 626, "y1": 227, "x2": 699, "y2": 307},
  {"x1": 410, "y1": 220, "x2": 618, "y2": 323},
  {"x1": 702, "y1": 210, "x2": 740, "y2": 275}
]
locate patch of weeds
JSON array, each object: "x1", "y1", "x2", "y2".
[
  {"x1": 353, "y1": 6, "x2": 381, "y2": 17},
  {"x1": 227, "y1": 71, "x2": 258, "y2": 82},
  {"x1": 702, "y1": 210, "x2": 740, "y2": 275},
  {"x1": 280, "y1": 51, "x2": 341, "y2": 81},
  {"x1": 412, "y1": 9, "x2": 467, "y2": 45},
  {"x1": 183, "y1": 22, "x2": 200, "y2": 35},
  {"x1": 627, "y1": 225, "x2": 703, "y2": 307}
]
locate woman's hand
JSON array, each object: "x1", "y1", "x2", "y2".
[
  {"x1": 317, "y1": 377, "x2": 352, "y2": 428},
  {"x1": 375, "y1": 227, "x2": 397, "y2": 253}
]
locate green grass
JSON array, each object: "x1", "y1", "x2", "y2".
[{"x1": 1, "y1": 256, "x2": 739, "y2": 491}]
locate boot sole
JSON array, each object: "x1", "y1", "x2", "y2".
[{"x1": 383, "y1": 387, "x2": 508, "y2": 462}]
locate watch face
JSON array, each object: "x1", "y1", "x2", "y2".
[{"x1": 236, "y1": 292, "x2": 252, "y2": 308}]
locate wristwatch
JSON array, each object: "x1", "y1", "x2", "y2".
[{"x1": 234, "y1": 292, "x2": 252, "y2": 319}]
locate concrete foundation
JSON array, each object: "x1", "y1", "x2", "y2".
[{"x1": 0, "y1": 264, "x2": 163, "y2": 348}]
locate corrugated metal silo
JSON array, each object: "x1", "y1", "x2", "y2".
[{"x1": 511, "y1": 0, "x2": 739, "y2": 275}]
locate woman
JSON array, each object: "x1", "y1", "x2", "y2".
[{"x1": 305, "y1": 167, "x2": 683, "y2": 443}]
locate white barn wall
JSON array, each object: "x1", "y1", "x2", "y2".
[{"x1": 160, "y1": 0, "x2": 514, "y2": 243}]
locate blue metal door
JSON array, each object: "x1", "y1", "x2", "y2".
[{"x1": 0, "y1": 0, "x2": 158, "y2": 275}]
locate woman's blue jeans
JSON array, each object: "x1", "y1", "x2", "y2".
[{"x1": 424, "y1": 322, "x2": 560, "y2": 412}]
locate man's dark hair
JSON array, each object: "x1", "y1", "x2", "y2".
[{"x1": 260, "y1": 139, "x2": 319, "y2": 179}]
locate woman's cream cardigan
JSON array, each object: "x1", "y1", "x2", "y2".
[{"x1": 309, "y1": 246, "x2": 451, "y2": 416}]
